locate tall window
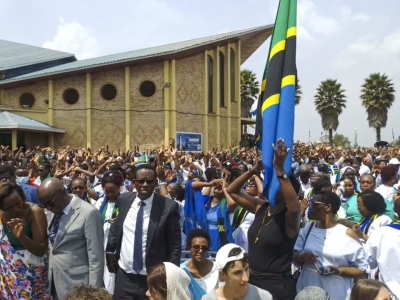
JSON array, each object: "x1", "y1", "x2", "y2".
[
  {"x1": 219, "y1": 51, "x2": 225, "y2": 107},
  {"x1": 230, "y1": 48, "x2": 236, "y2": 102},
  {"x1": 207, "y1": 55, "x2": 213, "y2": 113}
]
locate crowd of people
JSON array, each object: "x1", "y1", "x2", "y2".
[{"x1": 0, "y1": 138, "x2": 399, "y2": 300}]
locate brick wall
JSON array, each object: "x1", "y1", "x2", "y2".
[
  {"x1": 3, "y1": 81, "x2": 48, "y2": 111},
  {"x1": 130, "y1": 62, "x2": 164, "y2": 149},
  {"x1": 24, "y1": 131, "x2": 49, "y2": 148},
  {"x1": 175, "y1": 54, "x2": 204, "y2": 135},
  {"x1": 91, "y1": 69, "x2": 125, "y2": 150},
  {"x1": 53, "y1": 75, "x2": 87, "y2": 147}
]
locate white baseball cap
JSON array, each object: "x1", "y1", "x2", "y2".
[
  {"x1": 389, "y1": 158, "x2": 400, "y2": 165},
  {"x1": 214, "y1": 243, "x2": 245, "y2": 271}
]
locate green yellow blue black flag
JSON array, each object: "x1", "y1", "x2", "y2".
[{"x1": 255, "y1": 0, "x2": 297, "y2": 206}]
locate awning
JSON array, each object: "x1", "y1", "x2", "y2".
[
  {"x1": 241, "y1": 117, "x2": 256, "y2": 125},
  {"x1": 0, "y1": 111, "x2": 65, "y2": 133}
]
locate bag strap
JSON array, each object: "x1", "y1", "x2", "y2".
[
  {"x1": 303, "y1": 222, "x2": 315, "y2": 250},
  {"x1": 218, "y1": 198, "x2": 230, "y2": 247}
]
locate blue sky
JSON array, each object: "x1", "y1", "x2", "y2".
[{"x1": 1, "y1": 0, "x2": 400, "y2": 146}]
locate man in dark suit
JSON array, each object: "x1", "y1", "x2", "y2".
[
  {"x1": 106, "y1": 164, "x2": 181, "y2": 299},
  {"x1": 0, "y1": 164, "x2": 40, "y2": 204}
]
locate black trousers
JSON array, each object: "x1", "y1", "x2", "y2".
[
  {"x1": 113, "y1": 269, "x2": 148, "y2": 300},
  {"x1": 250, "y1": 274, "x2": 297, "y2": 300}
]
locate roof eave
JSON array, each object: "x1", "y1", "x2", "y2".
[
  {"x1": 0, "y1": 25, "x2": 273, "y2": 89},
  {"x1": 0, "y1": 125, "x2": 65, "y2": 133}
]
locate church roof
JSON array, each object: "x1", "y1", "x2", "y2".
[
  {"x1": 0, "y1": 39, "x2": 75, "y2": 72},
  {"x1": 0, "y1": 111, "x2": 65, "y2": 133},
  {"x1": 0, "y1": 24, "x2": 272, "y2": 87}
]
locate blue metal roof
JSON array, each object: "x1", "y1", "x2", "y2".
[
  {"x1": 0, "y1": 39, "x2": 75, "y2": 72},
  {"x1": 0, "y1": 24, "x2": 272, "y2": 84},
  {"x1": 0, "y1": 111, "x2": 65, "y2": 133}
]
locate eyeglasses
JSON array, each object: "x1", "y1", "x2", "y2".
[
  {"x1": 135, "y1": 179, "x2": 156, "y2": 185},
  {"x1": 190, "y1": 245, "x2": 208, "y2": 252},
  {"x1": 39, "y1": 188, "x2": 62, "y2": 208}
]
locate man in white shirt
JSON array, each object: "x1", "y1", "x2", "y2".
[
  {"x1": 299, "y1": 164, "x2": 312, "y2": 196},
  {"x1": 365, "y1": 200, "x2": 400, "y2": 298},
  {"x1": 106, "y1": 164, "x2": 181, "y2": 299}
]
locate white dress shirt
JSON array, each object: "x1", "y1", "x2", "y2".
[
  {"x1": 119, "y1": 193, "x2": 154, "y2": 275},
  {"x1": 365, "y1": 225, "x2": 400, "y2": 297},
  {"x1": 300, "y1": 179, "x2": 312, "y2": 196}
]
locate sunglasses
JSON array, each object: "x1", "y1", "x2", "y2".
[
  {"x1": 135, "y1": 179, "x2": 156, "y2": 185},
  {"x1": 190, "y1": 245, "x2": 208, "y2": 252},
  {"x1": 311, "y1": 201, "x2": 329, "y2": 207},
  {"x1": 39, "y1": 188, "x2": 62, "y2": 209}
]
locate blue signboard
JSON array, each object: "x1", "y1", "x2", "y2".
[{"x1": 176, "y1": 132, "x2": 202, "y2": 152}]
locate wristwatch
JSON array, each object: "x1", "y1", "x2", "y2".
[{"x1": 277, "y1": 173, "x2": 288, "y2": 179}]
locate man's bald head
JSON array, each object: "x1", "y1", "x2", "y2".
[
  {"x1": 38, "y1": 178, "x2": 63, "y2": 198},
  {"x1": 299, "y1": 164, "x2": 311, "y2": 174},
  {"x1": 299, "y1": 164, "x2": 311, "y2": 184},
  {"x1": 38, "y1": 177, "x2": 71, "y2": 215}
]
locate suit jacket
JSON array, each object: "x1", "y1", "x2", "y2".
[
  {"x1": 106, "y1": 192, "x2": 181, "y2": 270},
  {"x1": 49, "y1": 196, "x2": 104, "y2": 300},
  {"x1": 20, "y1": 183, "x2": 39, "y2": 204}
]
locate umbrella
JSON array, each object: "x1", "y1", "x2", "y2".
[{"x1": 374, "y1": 141, "x2": 388, "y2": 148}]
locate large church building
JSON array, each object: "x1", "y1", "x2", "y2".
[{"x1": 0, "y1": 25, "x2": 272, "y2": 150}]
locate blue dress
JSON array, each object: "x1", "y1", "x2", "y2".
[{"x1": 207, "y1": 204, "x2": 220, "y2": 251}]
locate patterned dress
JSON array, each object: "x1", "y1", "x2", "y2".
[{"x1": 0, "y1": 219, "x2": 50, "y2": 299}]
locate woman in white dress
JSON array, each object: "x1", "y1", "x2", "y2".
[
  {"x1": 94, "y1": 171, "x2": 124, "y2": 294},
  {"x1": 293, "y1": 191, "x2": 368, "y2": 300}
]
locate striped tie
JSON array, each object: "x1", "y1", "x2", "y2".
[{"x1": 49, "y1": 213, "x2": 63, "y2": 245}]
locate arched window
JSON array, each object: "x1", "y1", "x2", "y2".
[
  {"x1": 207, "y1": 55, "x2": 213, "y2": 113},
  {"x1": 219, "y1": 51, "x2": 225, "y2": 107},
  {"x1": 230, "y1": 48, "x2": 236, "y2": 102}
]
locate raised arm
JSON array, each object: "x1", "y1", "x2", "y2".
[
  {"x1": 225, "y1": 161, "x2": 266, "y2": 214},
  {"x1": 273, "y1": 139, "x2": 301, "y2": 238}
]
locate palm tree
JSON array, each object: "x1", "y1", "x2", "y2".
[
  {"x1": 295, "y1": 80, "x2": 302, "y2": 105},
  {"x1": 360, "y1": 73, "x2": 395, "y2": 142},
  {"x1": 314, "y1": 79, "x2": 347, "y2": 146},
  {"x1": 240, "y1": 69, "x2": 259, "y2": 118}
]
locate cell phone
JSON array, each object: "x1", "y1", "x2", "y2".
[{"x1": 318, "y1": 266, "x2": 335, "y2": 276}]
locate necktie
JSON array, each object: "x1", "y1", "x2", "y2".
[
  {"x1": 49, "y1": 213, "x2": 63, "y2": 245},
  {"x1": 133, "y1": 201, "x2": 146, "y2": 274}
]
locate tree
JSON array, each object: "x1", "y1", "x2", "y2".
[
  {"x1": 360, "y1": 73, "x2": 395, "y2": 142},
  {"x1": 240, "y1": 69, "x2": 259, "y2": 118},
  {"x1": 314, "y1": 79, "x2": 347, "y2": 146},
  {"x1": 332, "y1": 133, "x2": 352, "y2": 148},
  {"x1": 295, "y1": 80, "x2": 302, "y2": 105}
]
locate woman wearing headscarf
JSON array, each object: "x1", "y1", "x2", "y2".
[{"x1": 146, "y1": 262, "x2": 192, "y2": 300}]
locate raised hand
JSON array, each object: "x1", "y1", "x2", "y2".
[
  {"x1": 272, "y1": 138, "x2": 289, "y2": 169},
  {"x1": 7, "y1": 218, "x2": 25, "y2": 239}
]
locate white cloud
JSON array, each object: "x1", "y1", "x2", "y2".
[
  {"x1": 298, "y1": 0, "x2": 342, "y2": 36},
  {"x1": 42, "y1": 18, "x2": 100, "y2": 59},
  {"x1": 340, "y1": 6, "x2": 370, "y2": 22},
  {"x1": 298, "y1": 1, "x2": 371, "y2": 37},
  {"x1": 333, "y1": 28, "x2": 400, "y2": 70}
]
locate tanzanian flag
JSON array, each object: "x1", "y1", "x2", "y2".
[{"x1": 255, "y1": 0, "x2": 297, "y2": 206}]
